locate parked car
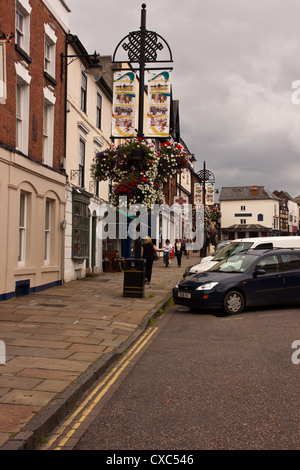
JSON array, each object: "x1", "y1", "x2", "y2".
[
  {"x1": 173, "y1": 248, "x2": 300, "y2": 314},
  {"x1": 183, "y1": 236, "x2": 300, "y2": 278},
  {"x1": 183, "y1": 240, "x2": 232, "y2": 278}
]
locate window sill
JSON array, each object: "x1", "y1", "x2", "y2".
[
  {"x1": 44, "y1": 71, "x2": 57, "y2": 86},
  {"x1": 41, "y1": 265, "x2": 60, "y2": 273},
  {"x1": 15, "y1": 266, "x2": 36, "y2": 274},
  {"x1": 15, "y1": 44, "x2": 32, "y2": 63}
]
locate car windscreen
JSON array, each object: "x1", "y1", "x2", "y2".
[
  {"x1": 212, "y1": 243, "x2": 228, "y2": 257},
  {"x1": 209, "y1": 253, "x2": 260, "y2": 273},
  {"x1": 213, "y1": 242, "x2": 253, "y2": 261}
]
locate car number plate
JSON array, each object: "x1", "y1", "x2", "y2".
[{"x1": 178, "y1": 291, "x2": 191, "y2": 298}]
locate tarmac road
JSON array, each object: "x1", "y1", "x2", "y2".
[{"x1": 72, "y1": 304, "x2": 300, "y2": 450}]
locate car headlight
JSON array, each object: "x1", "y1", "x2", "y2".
[{"x1": 196, "y1": 282, "x2": 219, "y2": 291}]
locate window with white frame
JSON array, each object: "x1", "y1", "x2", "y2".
[
  {"x1": 16, "y1": 9, "x2": 24, "y2": 48},
  {"x1": 44, "y1": 40, "x2": 51, "y2": 72},
  {"x1": 81, "y1": 71, "x2": 87, "y2": 113},
  {"x1": 240, "y1": 219, "x2": 246, "y2": 225},
  {"x1": 79, "y1": 138, "x2": 86, "y2": 188},
  {"x1": 15, "y1": 61, "x2": 31, "y2": 153},
  {"x1": 16, "y1": 82, "x2": 22, "y2": 147},
  {"x1": 18, "y1": 191, "x2": 27, "y2": 266},
  {"x1": 44, "y1": 24, "x2": 57, "y2": 79},
  {"x1": 77, "y1": 122, "x2": 90, "y2": 188},
  {"x1": 96, "y1": 91, "x2": 102, "y2": 129},
  {"x1": 43, "y1": 87, "x2": 56, "y2": 166},
  {"x1": 44, "y1": 199, "x2": 51, "y2": 265},
  {"x1": 15, "y1": 0, "x2": 31, "y2": 56},
  {"x1": 0, "y1": 42, "x2": 6, "y2": 103}
]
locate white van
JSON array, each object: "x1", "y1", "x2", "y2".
[{"x1": 184, "y1": 236, "x2": 300, "y2": 277}]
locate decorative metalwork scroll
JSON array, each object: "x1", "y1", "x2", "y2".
[{"x1": 113, "y1": 30, "x2": 173, "y2": 66}]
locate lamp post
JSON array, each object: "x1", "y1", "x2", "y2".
[
  {"x1": 113, "y1": 4, "x2": 173, "y2": 259},
  {"x1": 197, "y1": 162, "x2": 215, "y2": 256},
  {"x1": 112, "y1": 3, "x2": 173, "y2": 139},
  {"x1": 197, "y1": 161, "x2": 215, "y2": 211}
]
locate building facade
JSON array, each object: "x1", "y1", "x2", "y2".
[
  {"x1": 219, "y1": 185, "x2": 281, "y2": 239},
  {"x1": 273, "y1": 190, "x2": 299, "y2": 235},
  {"x1": 0, "y1": 0, "x2": 69, "y2": 299},
  {"x1": 63, "y1": 35, "x2": 113, "y2": 281}
]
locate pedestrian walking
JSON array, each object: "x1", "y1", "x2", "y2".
[
  {"x1": 163, "y1": 239, "x2": 173, "y2": 267},
  {"x1": 141, "y1": 236, "x2": 159, "y2": 284},
  {"x1": 175, "y1": 239, "x2": 184, "y2": 267}
]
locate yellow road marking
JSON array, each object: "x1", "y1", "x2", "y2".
[{"x1": 41, "y1": 326, "x2": 158, "y2": 450}]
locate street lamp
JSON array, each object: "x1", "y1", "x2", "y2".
[
  {"x1": 197, "y1": 161, "x2": 215, "y2": 212},
  {"x1": 60, "y1": 50, "x2": 103, "y2": 82},
  {"x1": 197, "y1": 162, "x2": 215, "y2": 256}
]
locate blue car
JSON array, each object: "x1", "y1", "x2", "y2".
[{"x1": 173, "y1": 249, "x2": 300, "y2": 314}]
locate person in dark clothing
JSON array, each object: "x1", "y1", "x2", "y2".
[
  {"x1": 141, "y1": 236, "x2": 159, "y2": 284},
  {"x1": 175, "y1": 239, "x2": 184, "y2": 267}
]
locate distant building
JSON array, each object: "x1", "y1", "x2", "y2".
[
  {"x1": 294, "y1": 194, "x2": 300, "y2": 234},
  {"x1": 219, "y1": 185, "x2": 281, "y2": 239},
  {"x1": 273, "y1": 190, "x2": 299, "y2": 235}
]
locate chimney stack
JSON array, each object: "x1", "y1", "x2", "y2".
[{"x1": 251, "y1": 185, "x2": 258, "y2": 197}]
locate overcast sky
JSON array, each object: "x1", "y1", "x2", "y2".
[{"x1": 69, "y1": 0, "x2": 300, "y2": 198}]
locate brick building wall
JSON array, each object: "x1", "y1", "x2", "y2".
[
  {"x1": 0, "y1": 0, "x2": 67, "y2": 170},
  {"x1": 0, "y1": 0, "x2": 69, "y2": 300}
]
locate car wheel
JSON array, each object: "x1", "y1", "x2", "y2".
[{"x1": 223, "y1": 290, "x2": 244, "y2": 315}]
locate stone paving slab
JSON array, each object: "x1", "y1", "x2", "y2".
[
  {"x1": 0, "y1": 252, "x2": 201, "y2": 450},
  {"x1": 0, "y1": 404, "x2": 41, "y2": 433}
]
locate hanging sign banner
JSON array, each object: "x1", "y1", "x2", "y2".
[
  {"x1": 112, "y1": 71, "x2": 136, "y2": 137},
  {"x1": 194, "y1": 183, "x2": 203, "y2": 206},
  {"x1": 194, "y1": 182, "x2": 215, "y2": 206},
  {"x1": 205, "y1": 182, "x2": 215, "y2": 205},
  {"x1": 146, "y1": 71, "x2": 171, "y2": 137}
]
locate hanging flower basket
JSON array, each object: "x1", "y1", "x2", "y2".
[
  {"x1": 157, "y1": 142, "x2": 191, "y2": 182},
  {"x1": 91, "y1": 138, "x2": 191, "y2": 209},
  {"x1": 91, "y1": 138, "x2": 158, "y2": 182}
]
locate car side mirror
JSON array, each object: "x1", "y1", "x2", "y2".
[{"x1": 253, "y1": 269, "x2": 266, "y2": 277}]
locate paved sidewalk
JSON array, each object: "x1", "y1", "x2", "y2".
[{"x1": 0, "y1": 252, "x2": 200, "y2": 450}]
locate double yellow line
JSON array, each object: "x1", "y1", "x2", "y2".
[{"x1": 41, "y1": 326, "x2": 158, "y2": 450}]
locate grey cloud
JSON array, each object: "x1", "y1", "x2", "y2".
[{"x1": 69, "y1": 0, "x2": 300, "y2": 197}]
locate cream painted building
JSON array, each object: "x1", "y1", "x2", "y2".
[
  {"x1": 0, "y1": 150, "x2": 66, "y2": 299},
  {"x1": 63, "y1": 35, "x2": 112, "y2": 281},
  {"x1": 219, "y1": 185, "x2": 281, "y2": 239}
]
